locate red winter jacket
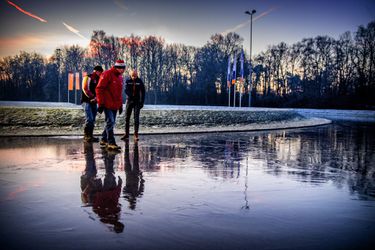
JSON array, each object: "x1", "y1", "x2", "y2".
[{"x1": 96, "y1": 67, "x2": 123, "y2": 110}]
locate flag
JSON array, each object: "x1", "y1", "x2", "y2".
[
  {"x1": 226, "y1": 56, "x2": 231, "y2": 88},
  {"x1": 75, "y1": 72, "x2": 80, "y2": 90},
  {"x1": 240, "y1": 49, "x2": 244, "y2": 83},
  {"x1": 68, "y1": 73, "x2": 74, "y2": 91},
  {"x1": 232, "y1": 54, "x2": 237, "y2": 85}
]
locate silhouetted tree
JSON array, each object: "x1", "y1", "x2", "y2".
[{"x1": 1, "y1": 21, "x2": 374, "y2": 109}]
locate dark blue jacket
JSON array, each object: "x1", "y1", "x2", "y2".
[{"x1": 125, "y1": 77, "x2": 145, "y2": 104}]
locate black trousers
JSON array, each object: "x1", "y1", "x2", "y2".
[{"x1": 125, "y1": 101, "x2": 141, "y2": 135}]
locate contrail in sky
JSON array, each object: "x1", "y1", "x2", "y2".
[
  {"x1": 221, "y1": 7, "x2": 277, "y2": 35},
  {"x1": 114, "y1": 0, "x2": 128, "y2": 11},
  {"x1": 7, "y1": 0, "x2": 47, "y2": 22},
  {"x1": 62, "y1": 22, "x2": 89, "y2": 40}
]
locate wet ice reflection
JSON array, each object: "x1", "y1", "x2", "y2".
[
  {"x1": 80, "y1": 142, "x2": 124, "y2": 233},
  {"x1": 123, "y1": 142, "x2": 145, "y2": 210},
  {"x1": 0, "y1": 122, "x2": 374, "y2": 250}
]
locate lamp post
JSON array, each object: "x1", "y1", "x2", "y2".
[{"x1": 245, "y1": 9, "x2": 256, "y2": 107}]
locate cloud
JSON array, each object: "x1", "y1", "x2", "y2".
[
  {"x1": 0, "y1": 34, "x2": 89, "y2": 57},
  {"x1": 114, "y1": 0, "x2": 128, "y2": 11},
  {"x1": 0, "y1": 36, "x2": 46, "y2": 49},
  {"x1": 0, "y1": 35, "x2": 49, "y2": 57},
  {"x1": 6, "y1": 0, "x2": 47, "y2": 23},
  {"x1": 62, "y1": 22, "x2": 89, "y2": 40},
  {"x1": 221, "y1": 7, "x2": 277, "y2": 35}
]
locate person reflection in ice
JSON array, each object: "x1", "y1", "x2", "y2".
[
  {"x1": 123, "y1": 141, "x2": 145, "y2": 210},
  {"x1": 80, "y1": 142, "x2": 124, "y2": 233},
  {"x1": 81, "y1": 142, "x2": 101, "y2": 205}
]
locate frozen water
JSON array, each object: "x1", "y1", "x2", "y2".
[{"x1": 0, "y1": 122, "x2": 374, "y2": 250}]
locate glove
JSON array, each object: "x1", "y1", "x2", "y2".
[
  {"x1": 119, "y1": 106, "x2": 123, "y2": 115},
  {"x1": 98, "y1": 106, "x2": 104, "y2": 114},
  {"x1": 117, "y1": 176, "x2": 123, "y2": 186},
  {"x1": 139, "y1": 103, "x2": 144, "y2": 109}
]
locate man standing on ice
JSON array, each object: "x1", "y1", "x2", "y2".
[
  {"x1": 81, "y1": 65, "x2": 103, "y2": 142},
  {"x1": 121, "y1": 69, "x2": 145, "y2": 141},
  {"x1": 96, "y1": 59, "x2": 126, "y2": 150}
]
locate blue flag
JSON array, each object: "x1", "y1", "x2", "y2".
[
  {"x1": 240, "y1": 49, "x2": 244, "y2": 83},
  {"x1": 232, "y1": 54, "x2": 237, "y2": 85},
  {"x1": 227, "y1": 56, "x2": 231, "y2": 88}
]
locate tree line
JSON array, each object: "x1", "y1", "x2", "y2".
[{"x1": 0, "y1": 20, "x2": 374, "y2": 109}]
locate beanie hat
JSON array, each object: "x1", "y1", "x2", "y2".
[
  {"x1": 93, "y1": 65, "x2": 104, "y2": 72},
  {"x1": 114, "y1": 59, "x2": 126, "y2": 69}
]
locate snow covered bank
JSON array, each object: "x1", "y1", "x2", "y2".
[
  {"x1": 1, "y1": 101, "x2": 373, "y2": 121},
  {"x1": 0, "y1": 104, "x2": 331, "y2": 136}
]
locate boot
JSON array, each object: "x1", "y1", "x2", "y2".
[
  {"x1": 121, "y1": 123, "x2": 130, "y2": 141},
  {"x1": 83, "y1": 126, "x2": 91, "y2": 142},
  {"x1": 120, "y1": 133, "x2": 129, "y2": 141},
  {"x1": 107, "y1": 143, "x2": 121, "y2": 151},
  {"x1": 134, "y1": 132, "x2": 139, "y2": 141},
  {"x1": 99, "y1": 139, "x2": 108, "y2": 147},
  {"x1": 88, "y1": 126, "x2": 99, "y2": 142}
]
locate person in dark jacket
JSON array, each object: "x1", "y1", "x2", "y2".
[
  {"x1": 81, "y1": 65, "x2": 103, "y2": 142},
  {"x1": 121, "y1": 69, "x2": 145, "y2": 141},
  {"x1": 96, "y1": 60, "x2": 125, "y2": 150}
]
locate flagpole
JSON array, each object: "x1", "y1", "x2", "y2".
[
  {"x1": 227, "y1": 56, "x2": 231, "y2": 107},
  {"x1": 239, "y1": 87, "x2": 242, "y2": 107},
  {"x1": 240, "y1": 49, "x2": 244, "y2": 108},
  {"x1": 228, "y1": 86, "x2": 231, "y2": 107},
  {"x1": 75, "y1": 82, "x2": 77, "y2": 105},
  {"x1": 232, "y1": 54, "x2": 237, "y2": 107},
  {"x1": 58, "y1": 76, "x2": 60, "y2": 102},
  {"x1": 233, "y1": 83, "x2": 236, "y2": 107},
  {"x1": 68, "y1": 73, "x2": 72, "y2": 103},
  {"x1": 75, "y1": 72, "x2": 78, "y2": 105},
  {"x1": 245, "y1": 9, "x2": 256, "y2": 107}
]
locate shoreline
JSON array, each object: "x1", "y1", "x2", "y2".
[
  {"x1": 0, "y1": 118, "x2": 331, "y2": 138},
  {"x1": 5, "y1": 101, "x2": 371, "y2": 137}
]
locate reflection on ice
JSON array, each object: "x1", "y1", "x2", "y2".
[
  {"x1": 80, "y1": 142, "x2": 124, "y2": 233},
  {"x1": 123, "y1": 142, "x2": 144, "y2": 210},
  {"x1": 0, "y1": 122, "x2": 374, "y2": 250},
  {"x1": 1, "y1": 123, "x2": 374, "y2": 197}
]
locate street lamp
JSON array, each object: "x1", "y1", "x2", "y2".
[{"x1": 245, "y1": 9, "x2": 256, "y2": 107}]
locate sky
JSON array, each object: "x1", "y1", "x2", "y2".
[{"x1": 0, "y1": 0, "x2": 374, "y2": 58}]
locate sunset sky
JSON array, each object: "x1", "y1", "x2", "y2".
[{"x1": 0, "y1": 0, "x2": 374, "y2": 57}]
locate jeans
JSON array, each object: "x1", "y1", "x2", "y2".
[
  {"x1": 84, "y1": 102, "x2": 97, "y2": 130},
  {"x1": 102, "y1": 108, "x2": 117, "y2": 144}
]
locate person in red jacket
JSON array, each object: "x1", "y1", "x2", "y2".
[{"x1": 96, "y1": 60, "x2": 125, "y2": 151}]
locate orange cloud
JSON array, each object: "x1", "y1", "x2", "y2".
[
  {"x1": 0, "y1": 36, "x2": 47, "y2": 51},
  {"x1": 7, "y1": 0, "x2": 47, "y2": 23},
  {"x1": 0, "y1": 34, "x2": 89, "y2": 57}
]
